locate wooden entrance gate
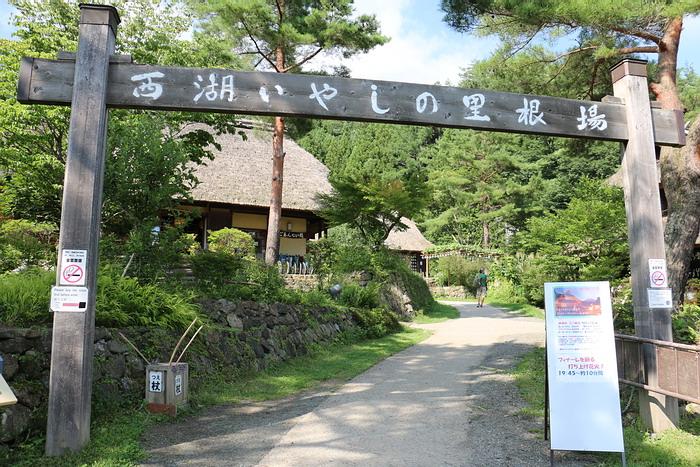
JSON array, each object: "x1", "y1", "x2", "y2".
[{"x1": 15, "y1": 4, "x2": 687, "y2": 454}]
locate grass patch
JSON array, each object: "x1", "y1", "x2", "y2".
[
  {"x1": 413, "y1": 301, "x2": 461, "y2": 324},
  {"x1": 6, "y1": 326, "x2": 429, "y2": 466},
  {"x1": 512, "y1": 346, "x2": 547, "y2": 419},
  {"x1": 488, "y1": 300, "x2": 545, "y2": 319},
  {"x1": 7, "y1": 409, "x2": 157, "y2": 466},
  {"x1": 513, "y1": 346, "x2": 700, "y2": 466}
]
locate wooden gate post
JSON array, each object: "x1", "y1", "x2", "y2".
[
  {"x1": 611, "y1": 58, "x2": 679, "y2": 432},
  {"x1": 45, "y1": 4, "x2": 119, "y2": 455}
]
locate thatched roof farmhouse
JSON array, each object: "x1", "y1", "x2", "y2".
[{"x1": 179, "y1": 122, "x2": 433, "y2": 271}]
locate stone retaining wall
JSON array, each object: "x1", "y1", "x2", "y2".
[
  {"x1": 429, "y1": 285, "x2": 472, "y2": 300},
  {"x1": 0, "y1": 300, "x2": 357, "y2": 444},
  {"x1": 283, "y1": 274, "x2": 319, "y2": 292}
]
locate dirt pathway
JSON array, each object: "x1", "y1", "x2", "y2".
[{"x1": 140, "y1": 302, "x2": 599, "y2": 466}]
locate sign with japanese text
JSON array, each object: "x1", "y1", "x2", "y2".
[
  {"x1": 149, "y1": 371, "x2": 163, "y2": 393},
  {"x1": 648, "y1": 288, "x2": 673, "y2": 308},
  {"x1": 544, "y1": 282, "x2": 624, "y2": 453},
  {"x1": 648, "y1": 258, "x2": 668, "y2": 288},
  {"x1": 280, "y1": 231, "x2": 304, "y2": 239},
  {"x1": 50, "y1": 286, "x2": 89, "y2": 312},
  {"x1": 59, "y1": 249, "x2": 87, "y2": 286},
  {"x1": 174, "y1": 374, "x2": 183, "y2": 396},
  {"x1": 17, "y1": 57, "x2": 685, "y2": 147}
]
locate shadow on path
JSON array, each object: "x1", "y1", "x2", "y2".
[{"x1": 140, "y1": 303, "x2": 600, "y2": 466}]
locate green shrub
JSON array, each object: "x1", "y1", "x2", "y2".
[
  {"x1": 190, "y1": 251, "x2": 243, "y2": 289},
  {"x1": 95, "y1": 266, "x2": 202, "y2": 330},
  {"x1": 434, "y1": 255, "x2": 490, "y2": 291},
  {"x1": 0, "y1": 268, "x2": 54, "y2": 326},
  {"x1": 307, "y1": 237, "x2": 339, "y2": 283},
  {"x1": 0, "y1": 219, "x2": 58, "y2": 274},
  {"x1": 349, "y1": 307, "x2": 401, "y2": 338},
  {"x1": 241, "y1": 260, "x2": 286, "y2": 302},
  {"x1": 100, "y1": 224, "x2": 198, "y2": 281},
  {"x1": 612, "y1": 280, "x2": 635, "y2": 334},
  {"x1": 284, "y1": 288, "x2": 335, "y2": 307},
  {"x1": 673, "y1": 305, "x2": 700, "y2": 344},
  {"x1": 487, "y1": 280, "x2": 528, "y2": 304},
  {"x1": 0, "y1": 266, "x2": 202, "y2": 329},
  {"x1": 338, "y1": 283, "x2": 381, "y2": 309},
  {"x1": 207, "y1": 228, "x2": 255, "y2": 259},
  {"x1": 190, "y1": 252, "x2": 287, "y2": 303}
]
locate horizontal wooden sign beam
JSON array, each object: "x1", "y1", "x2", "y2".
[{"x1": 18, "y1": 57, "x2": 685, "y2": 147}]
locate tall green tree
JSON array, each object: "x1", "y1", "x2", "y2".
[
  {"x1": 189, "y1": 0, "x2": 388, "y2": 264},
  {"x1": 423, "y1": 129, "x2": 543, "y2": 248},
  {"x1": 516, "y1": 178, "x2": 629, "y2": 285},
  {"x1": 440, "y1": 0, "x2": 700, "y2": 303},
  {"x1": 317, "y1": 173, "x2": 431, "y2": 249},
  {"x1": 1, "y1": 0, "x2": 240, "y2": 236},
  {"x1": 299, "y1": 120, "x2": 437, "y2": 180}
]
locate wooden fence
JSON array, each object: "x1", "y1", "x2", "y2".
[{"x1": 615, "y1": 334, "x2": 700, "y2": 404}]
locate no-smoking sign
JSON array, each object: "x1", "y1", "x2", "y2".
[
  {"x1": 651, "y1": 270, "x2": 666, "y2": 287},
  {"x1": 59, "y1": 249, "x2": 87, "y2": 286},
  {"x1": 648, "y1": 259, "x2": 668, "y2": 288}
]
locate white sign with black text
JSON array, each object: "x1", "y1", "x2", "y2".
[
  {"x1": 50, "y1": 286, "x2": 89, "y2": 312},
  {"x1": 545, "y1": 282, "x2": 625, "y2": 454},
  {"x1": 149, "y1": 371, "x2": 163, "y2": 393}
]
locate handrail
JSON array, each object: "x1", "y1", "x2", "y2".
[{"x1": 614, "y1": 333, "x2": 700, "y2": 351}]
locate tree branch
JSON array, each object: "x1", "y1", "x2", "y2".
[
  {"x1": 241, "y1": 18, "x2": 277, "y2": 70},
  {"x1": 282, "y1": 47, "x2": 325, "y2": 73},
  {"x1": 610, "y1": 26, "x2": 661, "y2": 45}
]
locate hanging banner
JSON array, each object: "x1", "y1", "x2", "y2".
[{"x1": 545, "y1": 281, "x2": 625, "y2": 453}]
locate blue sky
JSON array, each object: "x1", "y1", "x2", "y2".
[{"x1": 1, "y1": 0, "x2": 698, "y2": 85}]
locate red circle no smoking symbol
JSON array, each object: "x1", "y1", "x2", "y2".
[
  {"x1": 651, "y1": 270, "x2": 666, "y2": 287},
  {"x1": 62, "y1": 264, "x2": 84, "y2": 284}
]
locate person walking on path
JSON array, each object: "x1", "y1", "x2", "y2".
[{"x1": 476, "y1": 269, "x2": 488, "y2": 307}]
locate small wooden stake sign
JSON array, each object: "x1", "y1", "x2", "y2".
[{"x1": 17, "y1": 5, "x2": 682, "y2": 455}]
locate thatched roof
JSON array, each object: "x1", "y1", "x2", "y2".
[
  {"x1": 190, "y1": 125, "x2": 332, "y2": 211},
  {"x1": 385, "y1": 218, "x2": 435, "y2": 252},
  {"x1": 189, "y1": 124, "x2": 434, "y2": 252}
]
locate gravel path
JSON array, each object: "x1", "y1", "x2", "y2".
[{"x1": 140, "y1": 302, "x2": 600, "y2": 466}]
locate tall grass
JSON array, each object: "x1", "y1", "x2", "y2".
[
  {"x1": 0, "y1": 268, "x2": 54, "y2": 326},
  {"x1": 0, "y1": 267, "x2": 203, "y2": 330}
]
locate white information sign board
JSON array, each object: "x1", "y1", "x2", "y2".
[
  {"x1": 50, "y1": 286, "x2": 89, "y2": 312},
  {"x1": 59, "y1": 249, "x2": 87, "y2": 286},
  {"x1": 648, "y1": 288, "x2": 673, "y2": 308},
  {"x1": 545, "y1": 282, "x2": 625, "y2": 453}
]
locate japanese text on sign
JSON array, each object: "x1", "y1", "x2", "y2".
[
  {"x1": 149, "y1": 371, "x2": 163, "y2": 393},
  {"x1": 129, "y1": 72, "x2": 610, "y2": 134}
]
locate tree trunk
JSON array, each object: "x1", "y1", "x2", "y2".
[
  {"x1": 482, "y1": 220, "x2": 490, "y2": 249},
  {"x1": 651, "y1": 17, "x2": 700, "y2": 307},
  {"x1": 264, "y1": 37, "x2": 286, "y2": 266},
  {"x1": 264, "y1": 116, "x2": 285, "y2": 265},
  {"x1": 660, "y1": 116, "x2": 700, "y2": 307}
]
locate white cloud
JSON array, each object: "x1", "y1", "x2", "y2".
[{"x1": 306, "y1": 0, "x2": 498, "y2": 85}]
